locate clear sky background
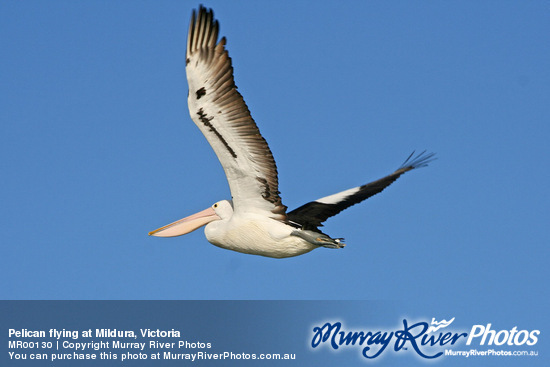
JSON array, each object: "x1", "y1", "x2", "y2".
[{"x1": 1, "y1": 0, "x2": 548, "y2": 318}]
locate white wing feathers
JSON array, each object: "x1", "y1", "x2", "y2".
[{"x1": 185, "y1": 6, "x2": 286, "y2": 219}]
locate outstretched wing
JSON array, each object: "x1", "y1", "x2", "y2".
[
  {"x1": 186, "y1": 6, "x2": 286, "y2": 219},
  {"x1": 287, "y1": 151, "x2": 436, "y2": 231}
]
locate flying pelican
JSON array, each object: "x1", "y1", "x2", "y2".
[{"x1": 149, "y1": 6, "x2": 435, "y2": 258}]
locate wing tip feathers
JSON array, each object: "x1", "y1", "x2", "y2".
[{"x1": 399, "y1": 150, "x2": 437, "y2": 171}]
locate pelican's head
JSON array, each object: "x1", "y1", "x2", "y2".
[{"x1": 148, "y1": 200, "x2": 233, "y2": 237}]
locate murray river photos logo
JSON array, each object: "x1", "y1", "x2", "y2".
[{"x1": 311, "y1": 318, "x2": 540, "y2": 360}]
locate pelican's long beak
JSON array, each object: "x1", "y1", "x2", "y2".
[{"x1": 148, "y1": 207, "x2": 220, "y2": 237}]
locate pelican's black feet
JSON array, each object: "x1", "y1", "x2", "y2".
[{"x1": 291, "y1": 230, "x2": 345, "y2": 249}]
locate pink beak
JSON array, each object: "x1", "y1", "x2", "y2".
[{"x1": 148, "y1": 207, "x2": 220, "y2": 237}]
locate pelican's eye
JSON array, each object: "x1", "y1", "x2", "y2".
[{"x1": 213, "y1": 203, "x2": 218, "y2": 208}]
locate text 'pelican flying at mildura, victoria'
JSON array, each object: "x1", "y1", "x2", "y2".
[{"x1": 149, "y1": 6, "x2": 436, "y2": 258}]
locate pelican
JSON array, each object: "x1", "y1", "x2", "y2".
[{"x1": 149, "y1": 6, "x2": 435, "y2": 258}]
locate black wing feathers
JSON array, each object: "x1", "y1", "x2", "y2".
[{"x1": 287, "y1": 151, "x2": 435, "y2": 231}]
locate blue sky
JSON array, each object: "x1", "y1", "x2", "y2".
[{"x1": 1, "y1": 0, "x2": 548, "y2": 315}]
